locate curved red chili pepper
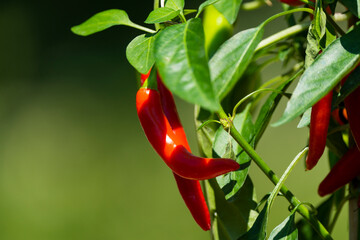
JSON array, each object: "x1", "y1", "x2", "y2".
[
  {"x1": 136, "y1": 88, "x2": 240, "y2": 180},
  {"x1": 157, "y1": 75, "x2": 189, "y2": 149},
  {"x1": 156, "y1": 75, "x2": 211, "y2": 231},
  {"x1": 306, "y1": 91, "x2": 333, "y2": 170},
  {"x1": 318, "y1": 147, "x2": 360, "y2": 197},
  {"x1": 331, "y1": 107, "x2": 348, "y2": 125}
]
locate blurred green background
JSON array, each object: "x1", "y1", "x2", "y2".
[{"x1": 0, "y1": 0, "x2": 347, "y2": 239}]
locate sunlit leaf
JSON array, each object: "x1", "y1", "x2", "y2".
[
  {"x1": 145, "y1": 7, "x2": 180, "y2": 24},
  {"x1": 210, "y1": 27, "x2": 264, "y2": 100},
  {"x1": 165, "y1": 0, "x2": 185, "y2": 11},
  {"x1": 155, "y1": 18, "x2": 220, "y2": 111},
  {"x1": 71, "y1": 9, "x2": 137, "y2": 36},
  {"x1": 214, "y1": 0, "x2": 243, "y2": 24},
  {"x1": 126, "y1": 33, "x2": 157, "y2": 74},
  {"x1": 273, "y1": 25, "x2": 360, "y2": 127}
]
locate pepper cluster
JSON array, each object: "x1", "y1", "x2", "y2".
[
  {"x1": 136, "y1": 71, "x2": 240, "y2": 230},
  {"x1": 304, "y1": 64, "x2": 360, "y2": 201}
]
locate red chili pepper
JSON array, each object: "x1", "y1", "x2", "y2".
[
  {"x1": 331, "y1": 106, "x2": 348, "y2": 125},
  {"x1": 279, "y1": 0, "x2": 304, "y2": 6},
  {"x1": 140, "y1": 70, "x2": 151, "y2": 86},
  {"x1": 318, "y1": 147, "x2": 360, "y2": 196},
  {"x1": 305, "y1": 91, "x2": 333, "y2": 170},
  {"x1": 136, "y1": 87, "x2": 239, "y2": 180},
  {"x1": 156, "y1": 75, "x2": 211, "y2": 231},
  {"x1": 344, "y1": 86, "x2": 360, "y2": 150}
]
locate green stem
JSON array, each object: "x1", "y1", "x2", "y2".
[
  {"x1": 217, "y1": 107, "x2": 333, "y2": 240},
  {"x1": 154, "y1": 0, "x2": 161, "y2": 31},
  {"x1": 262, "y1": 8, "x2": 314, "y2": 27},
  {"x1": 133, "y1": 24, "x2": 157, "y2": 34},
  {"x1": 232, "y1": 88, "x2": 285, "y2": 117},
  {"x1": 179, "y1": 12, "x2": 187, "y2": 23},
  {"x1": 256, "y1": 21, "x2": 311, "y2": 52}
]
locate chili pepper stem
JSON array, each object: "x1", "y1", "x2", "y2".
[{"x1": 217, "y1": 107, "x2": 333, "y2": 240}]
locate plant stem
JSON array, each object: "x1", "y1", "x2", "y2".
[
  {"x1": 256, "y1": 22, "x2": 311, "y2": 52},
  {"x1": 154, "y1": 0, "x2": 160, "y2": 31},
  {"x1": 217, "y1": 107, "x2": 333, "y2": 240},
  {"x1": 133, "y1": 24, "x2": 157, "y2": 34},
  {"x1": 262, "y1": 8, "x2": 314, "y2": 27}
]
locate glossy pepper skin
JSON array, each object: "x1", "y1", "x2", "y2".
[
  {"x1": 306, "y1": 91, "x2": 333, "y2": 170},
  {"x1": 136, "y1": 88, "x2": 240, "y2": 180},
  {"x1": 318, "y1": 147, "x2": 360, "y2": 196},
  {"x1": 156, "y1": 75, "x2": 211, "y2": 231}
]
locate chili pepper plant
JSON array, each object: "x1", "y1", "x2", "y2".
[{"x1": 71, "y1": 0, "x2": 360, "y2": 239}]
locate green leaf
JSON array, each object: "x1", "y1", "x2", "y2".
[
  {"x1": 273, "y1": 25, "x2": 360, "y2": 127},
  {"x1": 205, "y1": 177, "x2": 258, "y2": 239},
  {"x1": 165, "y1": 0, "x2": 185, "y2": 11},
  {"x1": 71, "y1": 9, "x2": 137, "y2": 36},
  {"x1": 196, "y1": 0, "x2": 220, "y2": 18},
  {"x1": 145, "y1": 7, "x2": 180, "y2": 24},
  {"x1": 339, "y1": 0, "x2": 360, "y2": 18},
  {"x1": 210, "y1": 27, "x2": 264, "y2": 100},
  {"x1": 126, "y1": 33, "x2": 157, "y2": 74},
  {"x1": 335, "y1": 65, "x2": 360, "y2": 104},
  {"x1": 214, "y1": 0, "x2": 243, "y2": 24},
  {"x1": 195, "y1": 106, "x2": 219, "y2": 158},
  {"x1": 313, "y1": 2, "x2": 326, "y2": 41},
  {"x1": 305, "y1": 24, "x2": 320, "y2": 69},
  {"x1": 238, "y1": 204, "x2": 268, "y2": 240},
  {"x1": 268, "y1": 213, "x2": 298, "y2": 240},
  {"x1": 297, "y1": 108, "x2": 311, "y2": 128},
  {"x1": 155, "y1": 18, "x2": 220, "y2": 111},
  {"x1": 213, "y1": 105, "x2": 254, "y2": 200}
]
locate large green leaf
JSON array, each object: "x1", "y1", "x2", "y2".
[
  {"x1": 209, "y1": 27, "x2": 264, "y2": 100},
  {"x1": 268, "y1": 213, "x2": 298, "y2": 240},
  {"x1": 126, "y1": 33, "x2": 157, "y2": 74},
  {"x1": 340, "y1": 0, "x2": 360, "y2": 18},
  {"x1": 144, "y1": 7, "x2": 180, "y2": 24},
  {"x1": 71, "y1": 9, "x2": 137, "y2": 36},
  {"x1": 213, "y1": 0, "x2": 243, "y2": 24},
  {"x1": 213, "y1": 105, "x2": 254, "y2": 200},
  {"x1": 205, "y1": 177, "x2": 258, "y2": 240},
  {"x1": 273, "y1": 25, "x2": 360, "y2": 127},
  {"x1": 155, "y1": 18, "x2": 220, "y2": 111},
  {"x1": 165, "y1": 0, "x2": 185, "y2": 11}
]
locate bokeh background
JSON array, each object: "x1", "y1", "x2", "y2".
[{"x1": 0, "y1": 0, "x2": 347, "y2": 239}]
